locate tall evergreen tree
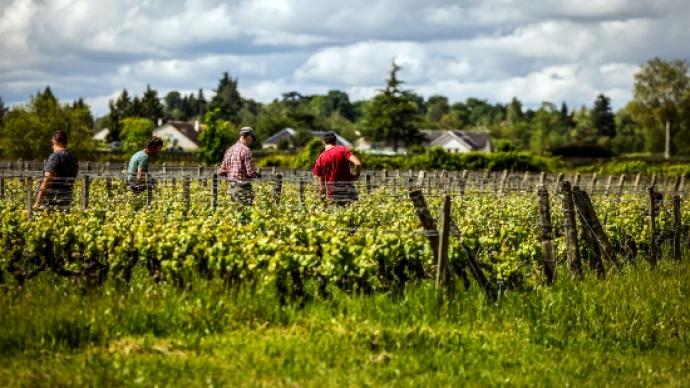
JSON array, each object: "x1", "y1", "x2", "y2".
[
  {"x1": 591, "y1": 94, "x2": 616, "y2": 138},
  {"x1": 0, "y1": 96, "x2": 8, "y2": 125},
  {"x1": 140, "y1": 84, "x2": 164, "y2": 124},
  {"x1": 209, "y1": 72, "x2": 242, "y2": 123},
  {"x1": 362, "y1": 61, "x2": 424, "y2": 151}
]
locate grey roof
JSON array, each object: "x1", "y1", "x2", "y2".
[
  {"x1": 264, "y1": 127, "x2": 297, "y2": 145},
  {"x1": 263, "y1": 128, "x2": 352, "y2": 148},
  {"x1": 450, "y1": 130, "x2": 490, "y2": 149},
  {"x1": 419, "y1": 129, "x2": 447, "y2": 144}
]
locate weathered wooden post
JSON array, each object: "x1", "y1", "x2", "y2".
[
  {"x1": 573, "y1": 173, "x2": 581, "y2": 187},
  {"x1": 417, "y1": 171, "x2": 426, "y2": 188},
  {"x1": 82, "y1": 175, "x2": 90, "y2": 210},
  {"x1": 183, "y1": 176, "x2": 191, "y2": 213},
  {"x1": 25, "y1": 176, "x2": 33, "y2": 221},
  {"x1": 591, "y1": 173, "x2": 598, "y2": 192},
  {"x1": 146, "y1": 174, "x2": 153, "y2": 208},
  {"x1": 299, "y1": 179, "x2": 305, "y2": 207},
  {"x1": 499, "y1": 170, "x2": 509, "y2": 194},
  {"x1": 651, "y1": 174, "x2": 658, "y2": 187},
  {"x1": 105, "y1": 177, "x2": 112, "y2": 198},
  {"x1": 673, "y1": 194, "x2": 682, "y2": 261},
  {"x1": 617, "y1": 174, "x2": 626, "y2": 196},
  {"x1": 537, "y1": 186, "x2": 556, "y2": 284},
  {"x1": 211, "y1": 173, "x2": 218, "y2": 210},
  {"x1": 539, "y1": 172, "x2": 547, "y2": 185},
  {"x1": 408, "y1": 189, "x2": 439, "y2": 258},
  {"x1": 365, "y1": 174, "x2": 372, "y2": 194},
  {"x1": 604, "y1": 175, "x2": 613, "y2": 195},
  {"x1": 273, "y1": 173, "x2": 283, "y2": 205},
  {"x1": 647, "y1": 186, "x2": 659, "y2": 266},
  {"x1": 162, "y1": 163, "x2": 168, "y2": 174},
  {"x1": 573, "y1": 187, "x2": 619, "y2": 272},
  {"x1": 197, "y1": 165, "x2": 203, "y2": 177},
  {"x1": 436, "y1": 195, "x2": 451, "y2": 289},
  {"x1": 560, "y1": 181, "x2": 582, "y2": 277},
  {"x1": 85, "y1": 161, "x2": 91, "y2": 173},
  {"x1": 634, "y1": 173, "x2": 642, "y2": 191}
]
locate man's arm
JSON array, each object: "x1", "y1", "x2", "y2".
[
  {"x1": 348, "y1": 154, "x2": 362, "y2": 180},
  {"x1": 33, "y1": 171, "x2": 56, "y2": 208},
  {"x1": 136, "y1": 167, "x2": 147, "y2": 184},
  {"x1": 244, "y1": 150, "x2": 260, "y2": 178},
  {"x1": 315, "y1": 175, "x2": 327, "y2": 200}
]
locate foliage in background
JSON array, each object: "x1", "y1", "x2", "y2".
[
  {"x1": 361, "y1": 61, "x2": 425, "y2": 151},
  {"x1": 630, "y1": 57, "x2": 690, "y2": 158},
  {"x1": 197, "y1": 109, "x2": 238, "y2": 164},
  {"x1": 259, "y1": 146, "x2": 557, "y2": 172},
  {"x1": 120, "y1": 117, "x2": 154, "y2": 154},
  {"x1": 0, "y1": 87, "x2": 96, "y2": 160}
]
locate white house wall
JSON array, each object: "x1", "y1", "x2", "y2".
[
  {"x1": 153, "y1": 125, "x2": 199, "y2": 151},
  {"x1": 440, "y1": 138, "x2": 472, "y2": 153}
]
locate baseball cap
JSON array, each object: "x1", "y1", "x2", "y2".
[{"x1": 239, "y1": 126, "x2": 256, "y2": 140}]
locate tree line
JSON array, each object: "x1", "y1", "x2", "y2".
[{"x1": 1, "y1": 57, "x2": 689, "y2": 162}]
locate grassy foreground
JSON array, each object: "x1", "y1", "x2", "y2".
[{"x1": 1, "y1": 260, "x2": 689, "y2": 387}]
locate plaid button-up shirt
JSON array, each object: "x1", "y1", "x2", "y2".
[{"x1": 219, "y1": 142, "x2": 257, "y2": 183}]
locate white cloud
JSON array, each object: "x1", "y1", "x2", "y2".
[{"x1": 1, "y1": 0, "x2": 690, "y2": 116}]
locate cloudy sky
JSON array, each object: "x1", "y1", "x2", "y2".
[{"x1": 1, "y1": 0, "x2": 690, "y2": 116}]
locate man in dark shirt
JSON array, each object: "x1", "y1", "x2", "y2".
[
  {"x1": 33, "y1": 131, "x2": 79, "y2": 210},
  {"x1": 312, "y1": 132, "x2": 361, "y2": 204}
]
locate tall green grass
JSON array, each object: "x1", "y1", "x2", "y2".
[{"x1": 1, "y1": 259, "x2": 688, "y2": 386}]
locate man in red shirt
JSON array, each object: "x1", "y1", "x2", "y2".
[
  {"x1": 219, "y1": 127, "x2": 261, "y2": 205},
  {"x1": 312, "y1": 132, "x2": 362, "y2": 204}
]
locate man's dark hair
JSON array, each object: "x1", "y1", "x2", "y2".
[
  {"x1": 52, "y1": 131, "x2": 68, "y2": 145},
  {"x1": 146, "y1": 136, "x2": 164, "y2": 149},
  {"x1": 323, "y1": 132, "x2": 337, "y2": 145}
]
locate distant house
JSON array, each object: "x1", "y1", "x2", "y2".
[
  {"x1": 356, "y1": 129, "x2": 492, "y2": 154},
  {"x1": 153, "y1": 121, "x2": 202, "y2": 152},
  {"x1": 93, "y1": 128, "x2": 110, "y2": 142},
  {"x1": 262, "y1": 127, "x2": 352, "y2": 150},
  {"x1": 421, "y1": 129, "x2": 492, "y2": 153}
]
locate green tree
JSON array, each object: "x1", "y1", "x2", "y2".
[
  {"x1": 107, "y1": 89, "x2": 133, "y2": 142},
  {"x1": 630, "y1": 57, "x2": 690, "y2": 158},
  {"x1": 140, "y1": 85, "x2": 164, "y2": 124},
  {"x1": 0, "y1": 96, "x2": 8, "y2": 125},
  {"x1": 362, "y1": 61, "x2": 424, "y2": 151},
  {"x1": 197, "y1": 109, "x2": 238, "y2": 164},
  {"x1": 506, "y1": 97, "x2": 524, "y2": 124},
  {"x1": 425, "y1": 95, "x2": 450, "y2": 127},
  {"x1": 209, "y1": 72, "x2": 242, "y2": 123},
  {"x1": 0, "y1": 87, "x2": 95, "y2": 159},
  {"x1": 121, "y1": 117, "x2": 155, "y2": 154},
  {"x1": 571, "y1": 107, "x2": 598, "y2": 145},
  {"x1": 612, "y1": 104, "x2": 645, "y2": 154},
  {"x1": 591, "y1": 94, "x2": 616, "y2": 138}
]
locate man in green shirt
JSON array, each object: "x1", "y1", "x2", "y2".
[{"x1": 127, "y1": 136, "x2": 163, "y2": 194}]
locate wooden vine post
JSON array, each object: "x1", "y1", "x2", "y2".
[
  {"x1": 591, "y1": 173, "x2": 598, "y2": 192},
  {"x1": 537, "y1": 186, "x2": 556, "y2": 284},
  {"x1": 560, "y1": 181, "x2": 582, "y2": 277},
  {"x1": 299, "y1": 180, "x2": 305, "y2": 207},
  {"x1": 183, "y1": 176, "x2": 191, "y2": 213},
  {"x1": 436, "y1": 195, "x2": 451, "y2": 289},
  {"x1": 408, "y1": 189, "x2": 439, "y2": 258},
  {"x1": 146, "y1": 174, "x2": 153, "y2": 208},
  {"x1": 25, "y1": 176, "x2": 33, "y2": 221},
  {"x1": 572, "y1": 187, "x2": 619, "y2": 273},
  {"x1": 273, "y1": 173, "x2": 283, "y2": 205},
  {"x1": 647, "y1": 186, "x2": 659, "y2": 266},
  {"x1": 365, "y1": 174, "x2": 371, "y2": 194},
  {"x1": 82, "y1": 175, "x2": 90, "y2": 210},
  {"x1": 211, "y1": 173, "x2": 218, "y2": 210},
  {"x1": 673, "y1": 195, "x2": 682, "y2": 261},
  {"x1": 617, "y1": 174, "x2": 626, "y2": 196}
]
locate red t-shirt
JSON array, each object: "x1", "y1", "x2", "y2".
[{"x1": 313, "y1": 146, "x2": 355, "y2": 197}]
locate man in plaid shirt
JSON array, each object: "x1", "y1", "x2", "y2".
[{"x1": 219, "y1": 127, "x2": 261, "y2": 205}]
